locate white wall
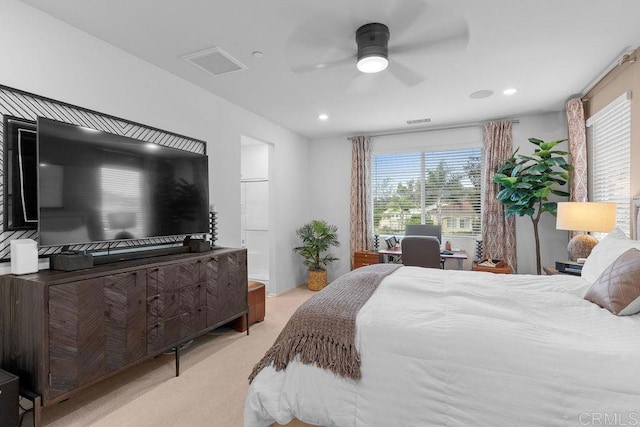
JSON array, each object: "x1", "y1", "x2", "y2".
[
  {"x1": 0, "y1": 0, "x2": 309, "y2": 292},
  {"x1": 308, "y1": 112, "x2": 570, "y2": 278}
]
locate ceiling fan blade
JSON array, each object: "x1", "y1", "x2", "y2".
[
  {"x1": 387, "y1": 0, "x2": 428, "y2": 40},
  {"x1": 346, "y1": 72, "x2": 380, "y2": 95},
  {"x1": 387, "y1": 61, "x2": 424, "y2": 87},
  {"x1": 393, "y1": 18, "x2": 469, "y2": 57},
  {"x1": 285, "y1": 12, "x2": 357, "y2": 74},
  {"x1": 291, "y1": 55, "x2": 355, "y2": 74}
]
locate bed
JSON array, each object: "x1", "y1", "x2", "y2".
[{"x1": 245, "y1": 228, "x2": 640, "y2": 427}]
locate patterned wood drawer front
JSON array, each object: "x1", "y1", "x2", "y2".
[
  {"x1": 147, "y1": 307, "x2": 207, "y2": 354},
  {"x1": 48, "y1": 270, "x2": 146, "y2": 400},
  {"x1": 147, "y1": 282, "x2": 206, "y2": 326},
  {"x1": 206, "y1": 250, "x2": 248, "y2": 327},
  {"x1": 353, "y1": 251, "x2": 381, "y2": 269},
  {"x1": 146, "y1": 259, "x2": 205, "y2": 295}
]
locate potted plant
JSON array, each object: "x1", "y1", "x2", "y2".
[
  {"x1": 493, "y1": 138, "x2": 572, "y2": 274},
  {"x1": 294, "y1": 219, "x2": 340, "y2": 291}
]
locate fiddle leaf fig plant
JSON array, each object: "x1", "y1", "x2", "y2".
[{"x1": 493, "y1": 138, "x2": 572, "y2": 274}]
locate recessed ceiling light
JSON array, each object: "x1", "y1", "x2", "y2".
[
  {"x1": 318, "y1": 114, "x2": 329, "y2": 121},
  {"x1": 252, "y1": 51, "x2": 264, "y2": 58},
  {"x1": 503, "y1": 88, "x2": 517, "y2": 95},
  {"x1": 470, "y1": 90, "x2": 494, "y2": 99},
  {"x1": 145, "y1": 143, "x2": 160, "y2": 150}
]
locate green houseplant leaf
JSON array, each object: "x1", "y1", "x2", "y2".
[
  {"x1": 293, "y1": 219, "x2": 340, "y2": 272},
  {"x1": 492, "y1": 138, "x2": 572, "y2": 274}
]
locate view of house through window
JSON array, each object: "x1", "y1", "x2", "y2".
[{"x1": 372, "y1": 147, "x2": 482, "y2": 236}]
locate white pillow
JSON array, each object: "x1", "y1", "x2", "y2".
[{"x1": 581, "y1": 228, "x2": 640, "y2": 284}]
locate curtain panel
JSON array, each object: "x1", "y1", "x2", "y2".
[
  {"x1": 566, "y1": 97, "x2": 588, "y2": 202},
  {"x1": 566, "y1": 97, "x2": 588, "y2": 238},
  {"x1": 350, "y1": 136, "x2": 372, "y2": 267},
  {"x1": 481, "y1": 121, "x2": 517, "y2": 271}
]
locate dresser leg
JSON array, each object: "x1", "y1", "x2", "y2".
[{"x1": 175, "y1": 345, "x2": 180, "y2": 377}]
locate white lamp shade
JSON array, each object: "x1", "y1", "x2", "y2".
[{"x1": 556, "y1": 202, "x2": 617, "y2": 232}]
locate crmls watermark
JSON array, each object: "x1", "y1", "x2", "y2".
[{"x1": 579, "y1": 412, "x2": 640, "y2": 426}]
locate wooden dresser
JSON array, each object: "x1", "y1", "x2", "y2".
[
  {"x1": 352, "y1": 251, "x2": 381, "y2": 269},
  {"x1": 0, "y1": 248, "x2": 247, "y2": 413}
]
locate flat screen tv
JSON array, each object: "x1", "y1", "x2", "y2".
[{"x1": 37, "y1": 117, "x2": 209, "y2": 247}]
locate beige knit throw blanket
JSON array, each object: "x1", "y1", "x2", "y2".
[{"x1": 249, "y1": 263, "x2": 401, "y2": 383}]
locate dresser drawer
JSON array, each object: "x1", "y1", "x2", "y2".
[{"x1": 353, "y1": 251, "x2": 380, "y2": 269}]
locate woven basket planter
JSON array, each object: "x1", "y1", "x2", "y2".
[{"x1": 307, "y1": 270, "x2": 327, "y2": 291}]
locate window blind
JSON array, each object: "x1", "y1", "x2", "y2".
[
  {"x1": 587, "y1": 92, "x2": 631, "y2": 236},
  {"x1": 372, "y1": 147, "x2": 481, "y2": 236}
]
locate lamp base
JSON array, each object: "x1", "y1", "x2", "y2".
[{"x1": 567, "y1": 233, "x2": 598, "y2": 261}]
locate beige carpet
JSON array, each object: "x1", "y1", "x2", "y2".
[{"x1": 25, "y1": 285, "x2": 315, "y2": 427}]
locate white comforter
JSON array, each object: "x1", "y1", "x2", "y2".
[{"x1": 244, "y1": 267, "x2": 640, "y2": 426}]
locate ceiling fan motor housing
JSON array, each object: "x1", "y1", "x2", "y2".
[{"x1": 356, "y1": 22, "x2": 390, "y2": 61}]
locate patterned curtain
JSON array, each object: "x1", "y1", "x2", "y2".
[
  {"x1": 350, "y1": 136, "x2": 372, "y2": 268},
  {"x1": 566, "y1": 98, "x2": 588, "y2": 238},
  {"x1": 481, "y1": 121, "x2": 517, "y2": 271}
]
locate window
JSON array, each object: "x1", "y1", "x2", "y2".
[
  {"x1": 372, "y1": 147, "x2": 481, "y2": 236},
  {"x1": 101, "y1": 167, "x2": 145, "y2": 240},
  {"x1": 587, "y1": 92, "x2": 631, "y2": 236}
]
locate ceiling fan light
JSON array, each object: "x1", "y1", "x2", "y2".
[
  {"x1": 357, "y1": 55, "x2": 389, "y2": 73},
  {"x1": 356, "y1": 23, "x2": 390, "y2": 74}
]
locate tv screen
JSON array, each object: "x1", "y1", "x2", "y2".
[{"x1": 37, "y1": 117, "x2": 209, "y2": 247}]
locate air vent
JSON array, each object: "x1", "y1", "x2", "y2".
[
  {"x1": 182, "y1": 47, "x2": 247, "y2": 76},
  {"x1": 406, "y1": 118, "x2": 432, "y2": 125}
]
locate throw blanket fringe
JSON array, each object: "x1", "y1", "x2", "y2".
[{"x1": 249, "y1": 264, "x2": 401, "y2": 383}]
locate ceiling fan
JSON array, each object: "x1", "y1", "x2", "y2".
[{"x1": 286, "y1": 1, "x2": 469, "y2": 88}]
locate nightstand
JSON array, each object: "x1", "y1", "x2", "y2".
[
  {"x1": 543, "y1": 266, "x2": 562, "y2": 275},
  {"x1": 472, "y1": 261, "x2": 512, "y2": 274},
  {"x1": 543, "y1": 266, "x2": 581, "y2": 276},
  {"x1": 352, "y1": 251, "x2": 381, "y2": 269}
]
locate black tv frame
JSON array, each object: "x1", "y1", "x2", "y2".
[{"x1": 2, "y1": 116, "x2": 38, "y2": 231}]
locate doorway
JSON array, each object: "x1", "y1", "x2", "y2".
[{"x1": 240, "y1": 137, "x2": 270, "y2": 292}]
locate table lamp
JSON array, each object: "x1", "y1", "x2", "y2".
[{"x1": 556, "y1": 202, "x2": 617, "y2": 261}]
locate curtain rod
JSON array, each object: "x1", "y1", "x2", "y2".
[
  {"x1": 581, "y1": 48, "x2": 637, "y2": 99},
  {"x1": 346, "y1": 119, "x2": 519, "y2": 140}
]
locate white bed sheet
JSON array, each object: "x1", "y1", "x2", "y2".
[{"x1": 245, "y1": 267, "x2": 640, "y2": 426}]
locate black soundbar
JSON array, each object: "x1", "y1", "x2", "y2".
[
  {"x1": 92, "y1": 246, "x2": 191, "y2": 265},
  {"x1": 50, "y1": 241, "x2": 214, "y2": 271}
]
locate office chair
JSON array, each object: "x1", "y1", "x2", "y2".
[
  {"x1": 404, "y1": 224, "x2": 442, "y2": 244},
  {"x1": 405, "y1": 224, "x2": 445, "y2": 268},
  {"x1": 400, "y1": 236, "x2": 442, "y2": 269}
]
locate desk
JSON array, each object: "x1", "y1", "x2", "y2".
[{"x1": 379, "y1": 248, "x2": 467, "y2": 270}]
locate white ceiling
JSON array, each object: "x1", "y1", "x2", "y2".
[{"x1": 19, "y1": 0, "x2": 640, "y2": 140}]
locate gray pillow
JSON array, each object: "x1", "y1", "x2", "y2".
[{"x1": 584, "y1": 248, "x2": 640, "y2": 315}]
